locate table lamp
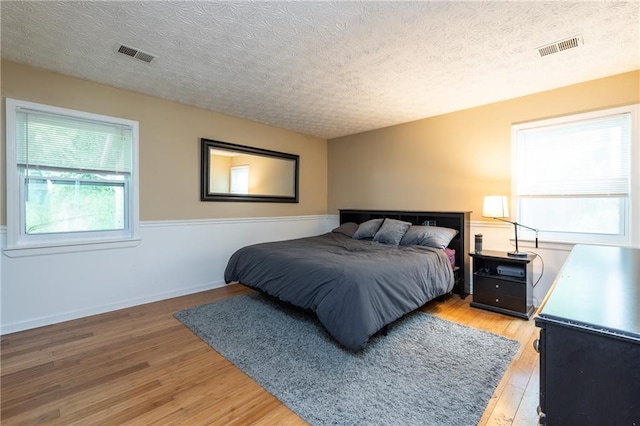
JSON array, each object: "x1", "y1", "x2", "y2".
[{"x1": 482, "y1": 195, "x2": 538, "y2": 257}]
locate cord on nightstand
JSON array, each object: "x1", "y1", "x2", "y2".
[{"x1": 527, "y1": 250, "x2": 544, "y2": 288}]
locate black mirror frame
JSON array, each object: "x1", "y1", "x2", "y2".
[{"x1": 200, "y1": 138, "x2": 299, "y2": 203}]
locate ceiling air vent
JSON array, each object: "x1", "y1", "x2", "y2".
[
  {"x1": 116, "y1": 44, "x2": 157, "y2": 63},
  {"x1": 537, "y1": 35, "x2": 583, "y2": 57}
]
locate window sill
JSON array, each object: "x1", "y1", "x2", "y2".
[
  {"x1": 513, "y1": 238, "x2": 574, "y2": 252},
  {"x1": 514, "y1": 238, "x2": 634, "y2": 252},
  {"x1": 3, "y1": 238, "x2": 142, "y2": 258}
]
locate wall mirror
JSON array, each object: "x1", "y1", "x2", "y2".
[{"x1": 200, "y1": 138, "x2": 299, "y2": 202}]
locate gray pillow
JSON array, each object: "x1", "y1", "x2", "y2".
[
  {"x1": 373, "y1": 218, "x2": 412, "y2": 245},
  {"x1": 399, "y1": 225, "x2": 430, "y2": 246},
  {"x1": 331, "y1": 222, "x2": 359, "y2": 238},
  {"x1": 400, "y1": 225, "x2": 458, "y2": 249},
  {"x1": 352, "y1": 218, "x2": 384, "y2": 240}
]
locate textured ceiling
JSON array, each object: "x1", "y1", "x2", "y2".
[{"x1": 2, "y1": 1, "x2": 639, "y2": 139}]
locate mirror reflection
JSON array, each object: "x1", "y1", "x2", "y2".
[{"x1": 201, "y1": 139, "x2": 299, "y2": 203}]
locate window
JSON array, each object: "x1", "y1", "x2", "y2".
[
  {"x1": 512, "y1": 105, "x2": 639, "y2": 246},
  {"x1": 230, "y1": 165, "x2": 249, "y2": 194},
  {"x1": 5, "y1": 98, "x2": 139, "y2": 254}
]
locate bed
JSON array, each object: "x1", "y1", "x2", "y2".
[{"x1": 224, "y1": 210, "x2": 471, "y2": 351}]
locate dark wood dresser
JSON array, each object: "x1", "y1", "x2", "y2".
[{"x1": 535, "y1": 244, "x2": 640, "y2": 425}]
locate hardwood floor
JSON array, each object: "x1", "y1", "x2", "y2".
[{"x1": 1, "y1": 285, "x2": 540, "y2": 425}]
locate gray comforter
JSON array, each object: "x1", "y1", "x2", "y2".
[{"x1": 224, "y1": 232, "x2": 454, "y2": 351}]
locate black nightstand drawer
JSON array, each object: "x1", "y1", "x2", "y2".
[
  {"x1": 473, "y1": 275, "x2": 525, "y2": 298},
  {"x1": 473, "y1": 290, "x2": 526, "y2": 312}
]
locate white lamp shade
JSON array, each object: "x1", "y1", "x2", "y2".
[{"x1": 483, "y1": 196, "x2": 509, "y2": 218}]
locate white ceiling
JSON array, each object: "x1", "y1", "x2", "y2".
[{"x1": 2, "y1": 1, "x2": 639, "y2": 139}]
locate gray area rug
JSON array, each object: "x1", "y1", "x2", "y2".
[{"x1": 175, "y1": 293, "x2": 520, "y2": 426}]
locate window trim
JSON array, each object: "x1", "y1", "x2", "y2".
[
  {"x1": 4, "y1": 98, "x2": 140, "y2": 256},
  {"x1": 511, "y1": 104, "x2": 639, "y2": 247}
]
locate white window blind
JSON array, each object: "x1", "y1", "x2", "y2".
[
  {"x1": 16, "y1": 108, "x2": 133, "y2": 175},
  {"x1": 513, "y1": 105, "x2": 637, "y2": 245},
  {"x1": 517, "y1": 114, "x2": 630, "y2": 198}
]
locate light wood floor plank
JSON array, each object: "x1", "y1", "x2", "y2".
[{"x1": 1, "y1": 285, "x2": 540, "y2": 425}]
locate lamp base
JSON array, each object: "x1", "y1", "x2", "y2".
[{"x1": 507, "y1": 251, "x2": 528, "y2": 258}]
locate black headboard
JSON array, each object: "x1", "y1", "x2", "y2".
[{"x1": 339, "y1": 209, "x2": 471, "y2": 297}]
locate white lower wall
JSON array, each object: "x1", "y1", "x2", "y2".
[
  {"x1": 0, "y1": 215, "x2": 336, "y2": 334},
  {"x1": 0, "y1": 215, "x2": 575, "y2": 335}
]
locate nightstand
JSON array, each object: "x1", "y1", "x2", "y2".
[{"x1": 469, "y1": 250, "x2": 536, "y2": 319}]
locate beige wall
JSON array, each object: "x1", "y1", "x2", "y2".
[
  {"x1": 0, "y1": 60, "x2": 328, "y2": 224},
  {"x1": 2, "y1": 61, "x2": 638, "y2": 226},
  {"x1": 328, "y1": 70, "x2": 640, "y2": 220}
]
